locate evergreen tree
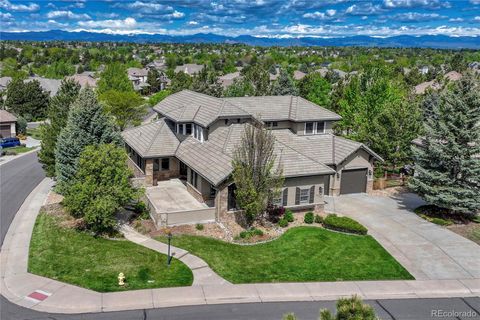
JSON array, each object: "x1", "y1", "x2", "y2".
[
  {"x1": 4, "y1": 79, "x2": 49, "y2": 121},
  {"x1": 38, "y1": 79, "x2": 81, "y2": 177},
  {"x1": 146, "y1": 68, "x2": 161, "y2": 93},
  {"x1": 409, "y1": 73, "x2": 480, "y2": 216},
  {"x1": 270, "y1": 69, "x2": 298, "y2": 96},
  {"x1": 55, "y1": 88, "x2": 122, "y2": 193}
]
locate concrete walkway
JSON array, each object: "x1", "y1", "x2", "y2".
[
  {"x1": 325, "y1": 193, "x2": 480, "y2": 280},
  {"x1": 1, "y1": 180, "x2": 479, "y2": 314},
  {"x1": 119, "y1": 225, "x2": 229, "y2": 286}
]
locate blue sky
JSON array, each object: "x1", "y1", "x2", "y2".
[{"x1": 1, "y1": 0, "x2": 480, "y2": 37}]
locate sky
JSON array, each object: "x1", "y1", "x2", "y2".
[{"x1": 1, "y1": 0, "x2": 480, "y2": 38}]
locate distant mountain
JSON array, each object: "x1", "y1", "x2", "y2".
[{"x1": 1, "y1": 30, "x2": 479, "y2": 49}]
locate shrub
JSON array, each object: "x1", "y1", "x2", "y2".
[
  {"x1": 278, "y1": 218, "x2": 288, "y2": 228},
  {"x1": 238, "y1": 228, "x2": 263, "y2": 239},
  {"x1": 266, "y1": 203, "x2": 285, "y2": 223},
  {"x1": 196, "y1": 223, "x2": 204, "y2": 231},
  {"x1": 304, "y1": 212, "x2": 314, "y2": 224},
  {"x1": 4, "y1": 150, "x2": 17, "y2": 156},
  {"x1": 430, "y1": 217, "x2": 452, "y2": 226},
  {"x1": 320, "y1": 295, "x2": 377, "y2": 320},
  {"x1": 314, "y1": 214, "x2": 323, "y2": 224},
  {"x1": 16, "y1": 116, "x2": 28, "y2": 135},
  {"x1": 323, "y1": 214, "x2": 368, "y2": 235},
  {"x1": 284, "y1": 209, "x2": 294, "y2": 222}
]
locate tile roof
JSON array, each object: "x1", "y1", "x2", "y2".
[
  {"x1": 174, "y1": 64, "x2": 204, "y2": 75},
  {"x1": 121, "y1": 118, "x2": 179, "y2": 158},
  {"x1": 0, "y1": 110, "x2": 17, "y2": 123},
  {"x1": 67, "y1": 74, "x2": 97, "y2": 88},
  {"x1": 25, "y1": 77, "x2": 62, "y2": 97},
  {"x1": 127, "y1": 67, "x2": 149, "y2": 77}
]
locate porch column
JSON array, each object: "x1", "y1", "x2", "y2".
[{"x1": 145, "y1": 159, "x2": 154, "y2": 186}]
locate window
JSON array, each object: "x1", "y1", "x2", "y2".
[
  {"x1": 153, "y1": 159, "x2": 159, "y2": 171},
  {"x1": 300, "y1": 188, "x2": 310, "y2": 204},
  {"x1": 316, "y1": 121, "x2": 325, "y2": 134},
  {"x1": 209, "y1": 186, "x2": 216, "y2": 198},
  {"x1": 266, "y1": 121, "x2": 278, "y2": 128},
  {"x1": 193, "y1": 124, "x2": 204, "y2": 142},
  {"x1": 190, "y1": 170, "x2": 198, "y2": 188},
  {"x1": 161, "y1": 158, "x2": 170, "y2": 171},
  {"x1": 305, "y1": 121, "x2": 326, "y2": 135},
  {"x1": 185, "y1": 123, "x2": 192, "y2": 135}
]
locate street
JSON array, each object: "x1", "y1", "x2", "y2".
[
  {"x1": 1, "y1": 154, "x2": 479, "y2": 320},
  {"x1": 0, "y1": 152, "x2": 45, "y2": 245}
]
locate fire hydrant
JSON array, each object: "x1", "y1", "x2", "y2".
[{"x1": 118, "y1": 273, "x2": 125, "y2": 286}]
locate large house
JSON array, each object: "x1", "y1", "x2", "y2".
[{"x1": 122, "y1": 90, "x2": 382, "y2": 227}]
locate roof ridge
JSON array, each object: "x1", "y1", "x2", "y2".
[
  {"x1": 144, "y1": 120, "x2": 166, "y2": 155},
  {"x1": 191, "y1": 104, "x2": 202, "y2": 122},
  {"x1": 275, "y1": 135, "x2": 329, "y2": 168},
  {"x1": 288, "y1": 95, "x2": 295, "y2": 120},
  {"x1": 222, "y1": 124, "x2": 235, "y2": 154}
]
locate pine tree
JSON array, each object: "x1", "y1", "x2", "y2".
[
  {"x1": 55, "y1": 88, "x2": 122, "y2": 193},
  {"x1": 38, "y1": 79, "x2": 81, "y2": 177},
  {"x1": 270, "y1": 69, "x2": 298, "y2": 96},
  {"x1": 409, "y1": 73, "x2": 480, "y2": 216},
  {"x1": 4, "y1": 78, "x2": 49, "y2": 121}
]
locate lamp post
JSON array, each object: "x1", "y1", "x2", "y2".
[{"x1": 166, "y1": 230, "x2": 173, "y2": 267}]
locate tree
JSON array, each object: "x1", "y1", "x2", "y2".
[
  {"x1": 97, "y1": 62, "x2": 133, "y2": 94},
  {"x1": 170, "y1": 71, "x2": 192, "y2": 93},
  {"x1": 99, "y1": 90, "x2": 146, "y2": 130},
  {"x1": 223, "y1": 78, "x2": 255, "y2": 97},
  {"x1": 270, "y1": 69, "x2": 298, "y2": 96},
  {"x1": 232, "y1": 121, "x2": 284, "y2": 225},
  {"x1": 63, "y1": 144, "x2": 140, "y2": 234},
  {"x1": 4, "y1": 79, "x2": 49, "y2": 121},
  {"x1": 55, "y1": 88, "x2": 122, "y2": 193},
  {"x1": 241, "y1": 65, "x2": 270, "y2": 96},
  {"x1": 409, "y1": 73, "x2": 480, "y2": 216},
  {"x1": 38, "y1": 79, "x2": 81, "y2": 177},
  {"x1": 146, "y1": 68, "x2": 161, "y2": 93},
  {"x1": 298, "y1": 72, "x2": 331, "y2": 107},
  {"x1": 191, "y1": 66, "x2": 223, "y2": 97},
  {"x1": 15, "y1": 116, "x2": 27, "y2": 135}
]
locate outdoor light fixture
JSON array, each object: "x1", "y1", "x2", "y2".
[
  {"x1": 166, "y1": 230, "x2": 173, "y2": 267},
  {"x1": 118, "y1": 273, "x2": 125, "y2": 286}
]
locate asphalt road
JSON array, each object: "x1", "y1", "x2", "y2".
[
  {"x1": 0, "y1": 152, "x2": 45, "y2": 246},
  {"x1": 1, "y1": 153, "x2": 479, "y2": 320}
]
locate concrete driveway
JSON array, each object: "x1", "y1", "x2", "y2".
[{"x1": 325, "y1": 193, "x2": 480, "y2": 280}]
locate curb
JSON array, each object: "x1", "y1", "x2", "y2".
[{"x1": 0, "y1": 147, "x2": 39, "y2": 167}]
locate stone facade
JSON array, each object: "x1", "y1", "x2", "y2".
[{"x1": 186, "y1": 182, "x2": 205, "y2": 203}]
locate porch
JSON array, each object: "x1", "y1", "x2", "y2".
[{"x1": 145, "y1": 179, "x2": 216, "y2": 228}]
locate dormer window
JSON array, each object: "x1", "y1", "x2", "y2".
[
  {"x1": 176, "y1": 123, "x2": 204, "y2": 142},
  {"x1": 265, "y1": 121, "x2": 278, "y2": 128},
  {"x1": 304, "y1": 121, "x2": 326, "y2": 135}
]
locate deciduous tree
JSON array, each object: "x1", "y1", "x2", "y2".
[{"x1": 99, "y1": 90, "x2": 146, "y2": 130}]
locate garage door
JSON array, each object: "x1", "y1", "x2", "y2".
[{"x1": 340, "y1": 168, "x2": 367, "y2": 194}]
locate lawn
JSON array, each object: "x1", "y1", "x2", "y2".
[
  {"x1": 29, "y1": 213, "x2": 193, "y2": 292},
  {"x1": 3, "y1": 146, "x2": 36, "y2": 154},
  {"x1": 27, "y1": 127, "x2": 42, "y2": 140},
  {"x1": 156, "y1": 226, "x2": 413, "y2": 284}
]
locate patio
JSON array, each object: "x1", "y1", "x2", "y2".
[{"x1": 145, "y1": 179, "x2": 216, "y2": 227}]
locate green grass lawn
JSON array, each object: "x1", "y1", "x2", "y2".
[
  {"x1": 29, "y1": 213, "x2": 193, "y2": 292},
  {"x1": 4, "y1": 146, "x2": 36, "y2": 154},
  {"x1": 27, "y1": 127, "x2": 42, "y2": 140},
  {"x1": 157, "y1": 227, "x2": 413, "y2": 284}
]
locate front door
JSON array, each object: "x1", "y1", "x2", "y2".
[{"x1": 179, "y1": 161, "x2": 188, "y2": 178}]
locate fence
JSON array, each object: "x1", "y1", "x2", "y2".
[{"x1": 373, "y1": 172, "x2": 408, "y2": 190}]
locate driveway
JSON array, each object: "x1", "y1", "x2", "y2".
[{"x1": 325, "y1": 193, "x2": 480, "y2": 280}]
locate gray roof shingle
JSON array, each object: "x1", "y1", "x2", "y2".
[
  {"x1": 121, "y1": 118, "x2": 179, "y2": 158},
  {"x1": 0, "y1": 110, "x2": 17, "y2": 123}
]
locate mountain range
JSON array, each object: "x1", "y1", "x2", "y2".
[{"x1": 1, "y1": 30, "x2": 479, "y2": 49}]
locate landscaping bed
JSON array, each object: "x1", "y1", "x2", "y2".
[
  {"x1": 156, "y1": 226, "x2": 413, "y2": 284},
  {"x1": 29, "y1": 209, "x2": 193, "y2": 292}
]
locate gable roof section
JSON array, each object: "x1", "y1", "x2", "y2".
[
  {"x1": 121, "y1": 118, "x2": 179, "y2": 158},
  {"x1": 153, "y1": 90, "x2": 250, "y2": 127},
  {"x1": 0, "y1": 110, "x2": 17, "y2": 123},
  {"x1": 272, "y1": 130, "x2": 383, "y2": 165}
]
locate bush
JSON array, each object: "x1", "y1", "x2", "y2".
[
  {"x1": 323, "y1": 214, "x2": 368, "y2": 235},
  {"x1": 83, "y1": 197, "x2": 117, "y2": 234},
  {"x1": 304, "y1": 212, "x2": 314, "y2": 224},
  {"x1": 148, "y1": 90, "x2": 171, "y2": 106},
  {"x1": 278, "y1": 218, "x2": 288, "y2": 228},
  {"x1": 134, "y1": 201, "x2": 150, "y2": 220},
  {"x1": 4, "y1": 150, "x2": 17, "y2": 156},
  {"x1": 16, "y1": 116, "x2": 28, "y2": 135},
  {"x1": 284, "y1": 209, "x2": 294, "y2": 222},
  {"x1": 314, "y1": 214, "x2": 323, "y2": 224},
  {"x1": 430, "y1": 217, "x2": 452, "y2": 226},
  {"x1": 266, "y1": 203, "x2": 285, "y2": 223},
  {"x1": 196, "y1": 223, "x2": 204, "y2": 231},
  {"x1": 320, "y1": 295, "x2": 377, "y2": 320},
  {"x1": 238, "y1": 228, "x2": 263, "y2": 239}
]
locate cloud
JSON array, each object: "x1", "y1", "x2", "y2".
[
  {"x1": 171, "y1": 10, "x2": 185, "y2": 18},
  {"x1": 0, "y1": 11, "x2": 13, "y2": 21},
  {"x1": 303, "y1": 9, "x2": 337, "y2": 20},
  {"x1": 0, "y1": 0, "x2": 39, "y2": 12},
  {"x1": 391, "y1": 12, "x2": 446, "y2": 22},
  {"x1": 346, "y1": 3, "x2": 384, "y2": 15},
  {"x1": 383, "y1": 0, "x2": 451, "y2": 9},
  {"x1": 449, "y1": 17, "x2": 464, "y2": 22},
  {"x1": 115, "y1": 1, "x2": 173, "y2": 13},
  {"x1": 78, "y1": 17, "x2": 138, "y2": 29},
  {"x1": 470, "y1": 0, "x2": 480, "y2": 4},
  {"x1": 187, "y1": 20, "x2": 198, "y2": 25},
  {"x1": 474, "y1": 16, "x2": 480, "y2": 21},
  {"x1": 47, "y1": 10, "x2": 90, "y2": 20}
]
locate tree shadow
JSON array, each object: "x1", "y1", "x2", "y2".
[{"x1": 390, "y1": 192, "x2": 426, "y2": 212}]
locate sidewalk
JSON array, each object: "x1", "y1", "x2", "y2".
[{"x1": 0, "y1": 178, "x2": 479, "y2": 314}]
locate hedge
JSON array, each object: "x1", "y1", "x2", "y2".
[{"x1": 323, "y1": 214, "x2": 368, "y2": 235}]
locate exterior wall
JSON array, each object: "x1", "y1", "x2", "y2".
[
  {"x1": 282, "y1": 175, "x2": 328, "y2": 213},
  {"x1": 145, "y1": 159, "x2": 154, "y2": 186},
  {"x1": 215, "y1": 181, "x2": 229, "y2": 221},
  {"x1": 208, "y1": 118, "x2": 250, "y2": 136},
  {"x1": 186, "y1": 167, "x2": 214, "y2": 202},
  {"x1": 153, "y1": 157, "x2": 180, "y2": 183},
  {"x1": 329, "y1": 148, "x2": 375, "y2": 195}
]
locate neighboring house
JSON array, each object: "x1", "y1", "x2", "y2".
[
  {"x1": 67, "y1": 72, "x2": 97, "y2": 88},
  {"x1": 293, "y1": 70, "x2": 306, "y2": 81},
  {"x1": 420, "y1": 66, "x2": 430, "y2": 75},
  {"x1": 444, "y1": 71, "x2": 462, "y2": 81},
  {"x1": 0, "y1": 77, "x2": 12, "y2": 92},
  {"x1": 25, "y1": 76, "x2": 61, "y2": 97},
  {"x1": 218, "y1": 71, "x2": 241, "y2": 88},
  {"x1": 414, "y1": 71, "x2": 462, "y2": 95},
  {"x1": 127, "y1": 67, "x2": 150, "y2": 91},
  {"x1": 0, "y1": 110, "x2": 17, "y2": 138},
  {"x1": 122, "y1": 90, "x2": 382, "y2": 227},
  {"x1": 314, "y1": 67, "x2": 329, "y2": 77},
  {"x1": 174, "y1": 64, "x2": 204, "y2": 76},
  {"x1": 147, "y1": 58, "x2": 167, "y2": 71}
]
